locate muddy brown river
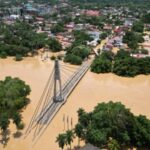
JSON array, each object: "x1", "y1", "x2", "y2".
[{"x1": 0, "y1": 56, "x2": 150, "y2": 150}]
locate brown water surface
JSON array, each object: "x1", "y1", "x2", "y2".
[{"x1": 0, "y1": 57, "x2": 150, "y2": 150}]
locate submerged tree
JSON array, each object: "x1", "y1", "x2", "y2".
[
  {"x1": 74, "y1": 123, "x2": 84, "y2": 146},
  {"x1": 66, "y1": 130, "x2": 75, "y2": 149},
  {"x1": 56, "y1": 133, "x2": 66, "y2": 150}
]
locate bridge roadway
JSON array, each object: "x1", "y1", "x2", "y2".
[{"x1": 36, "y1": 60, "x2": 92, "y2": 124}]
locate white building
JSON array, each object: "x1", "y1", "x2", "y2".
[{"x1": 10, "y1": 14, "x2": 20, "y2": 20}]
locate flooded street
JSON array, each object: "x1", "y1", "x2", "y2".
[{"x1": 0, "y1": 57, "x2": 150, "y2": 150}]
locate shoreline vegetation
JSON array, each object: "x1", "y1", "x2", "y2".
[
  {"x1": 56, "y1": 101, "x2": 150, "y2": 150},
  {"x1": 0, "y1": 76, "x2": 31, "y2": 146},
  {"x1": 0, "y1": 21, "x2": 62, "y2": 61},
  {"x1": 91, "y1": 49, "x2": 150, "y2": 77},
  {"x1": 1, "y1": 49, "x2": 150, "y2": 78}
]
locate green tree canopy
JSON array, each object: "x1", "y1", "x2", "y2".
[
  {"x1": 91, "y1": 49, "x2": 150, "y2": 77},
  {"x1": 64, "y1": 54, "x2": 82, "y2": 65},
  {"x1": 132, "y1": 21, "x2": 144, "y2": 33},
  {"x1": 142, "y1": 13, "x2": 150, "y2": 24},
  {"x1": 123, "y1": 31, "x2": 144, "y2": 49},
  {"x1": 51, "y1": 23, "x2": 65, "y2": 34},
  {"x1": 100, "y1": 32, "x2": 107, "y2": 40},
  {"x1": 64, "y1": 45, "x2": 91, "y2": 65},
  {"x1": 0, "y1": 21, "x2": 47, "y2": 58},
  {"x1": 75, "y1": 101, "x2": 150, "y2": 148},
  {"x1": 73, "y1": 30, "x2": 93, "y2": 46},
  {"x1": 67, "y1": 45, "x2": 90, "y2": 60},
  {"x1": 47, "y1": 38, "x2": 62, "y2": 52},
  {"x1": 65, "y1": 130, "x2": 75, "y2": 149},
  {"x1": 0, "y1": 77, "x2": 31, "y2": 134},
  {"x1": 56, "y1": 133, "x2": 66, "y2": 150},
  {"x1": 91, "y1": 51, "x2": 113, "y2": 73}
]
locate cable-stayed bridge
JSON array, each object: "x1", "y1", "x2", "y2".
[{"x1": 25, "y1": 59, "x2": 92, "y2": 143}]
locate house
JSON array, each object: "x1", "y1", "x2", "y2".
[
  {"x1": 114, "y1": 27, "x2": 124, "y2": 35},
  {"x1": 36, "y1": 17, "x2": 44, "y2": 22},
  {"x1": 103, "y1": 24, "x2": 113, "y2": 30},
  {"x1": 65, "y1": 22, "x2": 75, "y2": 29},
  {"x1": 102, "y1": 42, "x2": 113, "y2": 51},
  {"x1": 107, "y1": 36, "x2": 123, "y2": 48},
  {"x1": 37, "y1": 5, "x2": 51, "y2": 16},
  {"x1": 10, "y1": 14, "x2": 20, "y2": 20},
  {"x1": 75, "y1": 24, "x2": 84, "y2": 30},
  {"x1": 87, "y1": 31, "x2": 101, "y2": 46},
  {"x1": 105, "y1": 43, "x2": 113, "y2": 50},
  {"x1": 24, "y1": 3, "x2": 38, "y2": 15},
  {"x1": 87, "y1": 40, "x2": 98, "y2": 46},
  {"x1": 56, "y1": 33, "x2": 73, "y2": 49},
  {"x1": 84, "y1": 10, "x2": 101, "y2": 17},
  {"x1": 88, "y1": 31, "x2": 100, "y2": 39},
  {"x1": 124, "y1": 19, "x2": 133, "y2": 27},
  {"x1": 143, "y1": 35, "x2": 150, "y2": 42},
  {"x1": 131, "y1": 54, "x2": 149, "y2": 58}
]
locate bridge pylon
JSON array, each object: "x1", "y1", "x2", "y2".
[{"x1": 53, "y1": 59, "x2": 64, "y2": 102}]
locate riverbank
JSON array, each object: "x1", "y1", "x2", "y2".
[{"x1": 0, "y1": 56, "x2": 150, "y2": 150}]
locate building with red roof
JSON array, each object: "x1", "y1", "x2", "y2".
[{"x1": 84, "y1": 10, "x2": 100, "y2": 17}]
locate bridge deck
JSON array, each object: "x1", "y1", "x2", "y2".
[{"x1": 36, "y1": 61, "x2": 91, "y2": 124}]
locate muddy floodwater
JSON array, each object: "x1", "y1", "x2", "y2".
[{"x1": 0, "y1": 56, "x2": 150, "y2": 150}]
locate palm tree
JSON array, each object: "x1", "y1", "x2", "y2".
[
  {"x1": 56, "y1": 133, "x2": 66, "y2": 150},
  {"x1": 74, "y1": 123, "x2": 84, "y2": 147},
  {"x1": 65, "y1": 130, "x2": 75, "y2": 150},
  {"x1": 108, "y1": 138, "x2": 120, "y2": 150}
]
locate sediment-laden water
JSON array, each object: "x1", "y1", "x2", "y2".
[{"x1": 0, "y1": 56, "x2": 150, "y2": 150}]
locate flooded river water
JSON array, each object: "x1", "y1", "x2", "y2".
[{"x1": 0, "y1": 56, "x2": 150, "y2": 150}]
